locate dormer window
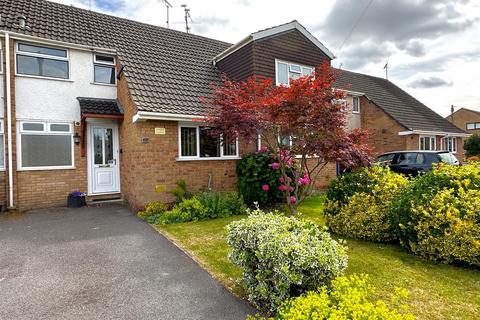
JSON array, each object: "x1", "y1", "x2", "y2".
[
  {"x1": 94, "y1": 54, "x2": 116, "y2": 85},
  {"x1": 275, "y1": 60, "x2": 314, "y2": 86}
]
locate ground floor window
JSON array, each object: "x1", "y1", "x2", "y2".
[
  {"x1": 420, "y1": 135, "x2": 436, "y2": 151},
  {"x1": 178, "y1": 124, "x2": 238, "y2": 159},
  {"x1": 0, "y1": 120, "x2": 4, "y2": 170},
  {"x1": 18, "y1": 121, "x2": 74, "y2": 169},
  {"x1": 442, "y1": 137, "x2": 457, "y2": 153}
]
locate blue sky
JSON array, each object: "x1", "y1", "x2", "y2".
[{"x1": 52, "y1": 0, "x2": 480, "y2": 117}]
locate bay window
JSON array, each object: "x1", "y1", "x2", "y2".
[
  {"x1": 16, "y1": 42, "x2": 69, "y2": 79},
  {"x1": 18, "y1": 121, "x2": 74, "y2": 170},
  {"x1": 442, "y1": 137, "x2": 457, "y2": 153},
  {"x1": 420, "y1": 135, "x2": 436, "y2": 151},
  {"x1": 178, "y1": 125, "x2": 238, "y2": 160},
  {"x1": 275, "y1": 60, "x2": 314, "y2": 86}
]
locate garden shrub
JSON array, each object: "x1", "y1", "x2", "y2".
[
  {"x1": 407, "y1": 187, "x2": 480, "y2": 266},
  {"x1": 226, "y1": 209, "x2": 348, "y2": 312},
  {"x1": 249, "y1": 275, "x2": 414, "y2": 320},
  {"x1": 392, "y1": 163, "x2": 480, "y2": 260},
  {"x1": 170, "y1": 180, "x2": 193, "y2": 203},
  {"x1": 196, "y1": 191, "x2": 247, "y2": 219},
  {"x1": 325, "y1": 166, "x2": 408, "y2": 242},
  {"x1": 158, "y1": 197, "x2": 207, "y2": 224},
  {"x1": 464, "y1": 133, "x2": 480, "y2": 157},
  {"x1": 137, "y1": 201, "x2": 167, "y2": 224},
  {"x1": 237, "y1": 151, "x2": 284, "y2": 205}
]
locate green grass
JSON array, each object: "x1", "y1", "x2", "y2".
[{"x1": 157, "y1": 195, "x2": 480, "y2": 319}]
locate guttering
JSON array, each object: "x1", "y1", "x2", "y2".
[
  {"x1": 398, "y1": 130, "x2": 471, "y2": 138},
  {"x1": 132, "y1": 111, "x2": 204, "y2": 123},
  {"x1": 5, "y1": 32, "x2": 14, "y2": 208},
  {"x1": 3, "y1": 31, "x2": 116, "y2": 54}
]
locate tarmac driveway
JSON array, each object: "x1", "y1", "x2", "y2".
[{"x1": 0, "y1": 205, "x2": 254, "y2": 320}]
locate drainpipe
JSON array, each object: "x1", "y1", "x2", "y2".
[{"x1": 5, "y1": 32, "x2": 14, "y2": 208}]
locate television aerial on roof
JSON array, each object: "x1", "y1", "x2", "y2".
[
  {"x1": 159, "y1": 0, "x2": 173, "y2": 28},
  {"x1": 181, "y1": 4, "x2": 193, "y2": 33}
]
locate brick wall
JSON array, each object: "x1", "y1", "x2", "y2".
[
  {"x1": 446, "y1": 109, "x2": 480, "y2": 134},
  {"x1": 360, "y1": 97, "x2": 408, "y2": 155}
]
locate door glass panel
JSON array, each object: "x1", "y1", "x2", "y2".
[
  {"x1": 105, "y1": 128, "x2": 113, "y2": 163},
  {"x1": 93, "y1": 128, "x2": 103, "y2": 165}
]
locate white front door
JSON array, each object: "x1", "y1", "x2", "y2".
[{"x1": 88, "y1": 122, "x2": 120, "y2": 194}]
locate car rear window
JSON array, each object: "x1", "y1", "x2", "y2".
[
  {"x1": 377, "y1": 154, "x2": 395, "y2": 163},
  {"x1": 394, "y1": 153, "x2": 425, "y2": 165},
  {"x1": 437, "y1": 152, "x2": 458, "y2": 164}
]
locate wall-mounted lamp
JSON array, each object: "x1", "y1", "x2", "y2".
[{"x1": 73, "y1": 133, "x2": 81, "y2": 145}]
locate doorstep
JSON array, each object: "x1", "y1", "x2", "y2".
[{"x1": 86, "y1": 193, "x2": 125, "y2": 206}]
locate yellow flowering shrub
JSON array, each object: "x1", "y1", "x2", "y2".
[
  {"x1": 326, "y1": 167, "x2": 408, "y2": 242},
  {"x1": 249, "y1": 274, "x2": 414, "y2": 320},
  {"x1": 410, "y1": 187, "x2": 480, "y2": 266}
]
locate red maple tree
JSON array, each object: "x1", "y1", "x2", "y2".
[{"x1": 203, "y1": 62, "x2": 372, "y2": 213}]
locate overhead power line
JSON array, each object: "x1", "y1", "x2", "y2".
[{"x1": 336, "y1": 0, "x2": 375, "y2": 55}]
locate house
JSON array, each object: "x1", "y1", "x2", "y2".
[
  {"x1": 0, "y1": 0, "x2": 468, "y2": 211},
  {"x1": 446, "y1": 107, "x2": 480, "y2": 137}
]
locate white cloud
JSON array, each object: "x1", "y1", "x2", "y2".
[{"x1": 52, "y1": 0, "x2": 480, "y2": 116}]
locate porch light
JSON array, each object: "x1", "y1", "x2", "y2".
[{"x1": 73, "y1": 133, "x2": 81, "y2": 145}]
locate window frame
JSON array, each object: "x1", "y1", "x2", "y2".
[
  {"x1": 442, "y1": 137, "x2": 457, "y2": 154},
  {"x1": 0, "y1": 119, "x2": 4, "y2": 170},
  {"x1": 466, "y1": 122, "x2": 480, "y2": 130},
  {"x1": 352, "y1": 96, "x2": 361, "y2": 114},
  {"x1": 177, "y1": 124, "x2": 239, "y2": 161},
  {"x1": 93, "y1": 53, "x2": 117, "y2": 85},
  {"x1": 15, "y1": 42, "x2": 70, "y2": 80},
  {"x1": 275, "y1": 59, "x2": 314, "y2": 86},
  {"x1": 419, "y1": 135, "x2": 436, "y2": 151},
  {"x1": 17, "y1": 121, "x2": 75, "y2": 171}
]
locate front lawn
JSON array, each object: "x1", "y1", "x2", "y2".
[{"x1": 157, "y1": 195, "x2": 480, "y2": 319}]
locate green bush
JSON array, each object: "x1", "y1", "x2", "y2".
[
  {"x1": 392, "y1": 163, "x2": 480, "y2": 260},
  {"x1": 137, "y1": 201, "x2": 167, "y2": 224},
  {"x1": 148, "y1": 191, "x2": 247, "y2": 225},
  {"x1": 325, "y1": 167, "x2": 408, "y2": 242},
  {"x1": 464, "y1": 133, "x2": 480, "y2": 157},
  {"x1": 250, "y1": 275, "x2": 414, "y2": 320},
  {"x1": 226, "y1": 209, "x2": 348, "y2": 312},
  {"x1": 170, "y1": 180, "x2": 193, "y2": 203},
  {"x1": 237, "y1": 151, "x2": 284, "y2": 205},
  {"x1": 196, "y1": 191, "x2": 247, "y2": 219}
]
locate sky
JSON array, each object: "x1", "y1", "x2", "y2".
[{"x1": 52, "y1": 0, "x2": 480, "y2": 117}]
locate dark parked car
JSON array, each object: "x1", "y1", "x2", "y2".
[{"x1": 376, "y1": 150, "x2": 459, "y2": 176}]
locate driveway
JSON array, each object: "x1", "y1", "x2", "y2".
[{"x1": 0, "y1": 205, "x2": 254, "y2": 320}]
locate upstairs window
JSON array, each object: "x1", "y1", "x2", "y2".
[
  {"x1": 466, "y1": 122, "x2": 480, "y2": 130},
  {"x1": 420, "y1": 135, "x2": 436, "y2": 151},
  {"x1": 16, "y1": 42, "x2": 69, "y2": 79},
  {"x1": 352, "y1": 96, "x2": 360, "y2": 113},
  {"x1": 442, "y1": 137, "x2": 457, "y2": 153},
  {"x1": 179, "y1": 125, "x2": 238, "y2": 160},
  {"x1": 275, "y1": 60, "x2": 314, "y2": 86},
  {"x1": 94, "y1": 54, "x2": 116, "y2": 85},
  {"x1": 0, "y1": 120, "x2": 4, "y2": 170}
]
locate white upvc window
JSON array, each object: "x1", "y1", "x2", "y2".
[
  {"x1": 0, "y1": 120, "x2": 4, "y2": 170},
  {"x1": 442, "y1": 137, "x2": 457, "y2": 153},
  {"x1": 352, "y1": 96, "x2": 360, "y2": 113},
  {"x1": 275, "y1": 59, "x2": 314, "y2": 86},
  {"x1": 17, "y1": 121, "x2": 74, "y2": 170},
  {"x1": 466, "y1": 122, "x2": 480, "y2": 130},
  {"x1": 93, "y1": 53, "x2": 116, "y2": 85},
  {"x1": 16, "y1": 42, "x2": 69, "y2": 80},
  {"x1": 419, "y1": 135, "x2": 436, "y2": 151},
  {"x1": 178, "y1": 124, "x2": 239, "y2": 160},
  {"x1": 0, "y1": 41, "x2": 3, "y2": 73}
]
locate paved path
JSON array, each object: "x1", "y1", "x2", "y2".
[{"x1": 0, "y1": 205, "x2": 254, "y2": 320}]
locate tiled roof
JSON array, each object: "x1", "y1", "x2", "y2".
[
  {"x1": 1, "y1": 0, "x2": 231, "y2": 116},
  {"x1": 77, "y1": 97, "x2": 123, "y2": 116},
  {"x1": 335, "y1": 69, "x2": 466, "y2": 134},
  {"x1": 0, "y1": 0, "x2": 465, "y2": 134}
]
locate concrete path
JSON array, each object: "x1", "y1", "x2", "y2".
[{"x1": 0, "y1": 205, "x2": 254, "y2": 320}]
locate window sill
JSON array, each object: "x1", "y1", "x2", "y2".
[
  {"x1": 91, "y1": 82, "x2": 117, "y2": 87},
  {"x1": 17, "y1": 166, "x2": 76, "y2": 171},
  {"x1": 15, "y1": 74, "x2": 73, "y2": 82},
  {"x1": 176, "y1": 157, "x2": 241, "y2": 162}
]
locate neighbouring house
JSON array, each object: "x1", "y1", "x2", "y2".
[
  {"x1": 0, "y1": 0, "x2": 469, "y2": 211},
  {"x1": 446, "y1": 107, "x2": 480, "y2": 136}
]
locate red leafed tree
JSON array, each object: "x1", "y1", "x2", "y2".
[{"x1": 203, "y1": 62, "x2": 372, "y2": 214}]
